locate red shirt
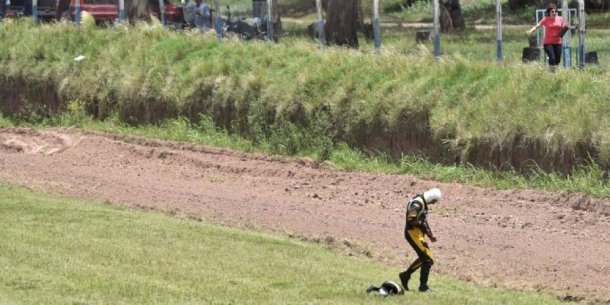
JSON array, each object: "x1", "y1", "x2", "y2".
[{"x1": 541, "y1": 16, "x2": 564, "y2": 45}]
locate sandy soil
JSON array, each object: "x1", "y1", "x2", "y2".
[{"x1": 1, "y1": 127, "x2": 609, "y2": 302}]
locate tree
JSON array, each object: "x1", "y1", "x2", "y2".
[
  {"x1": 403, "y1": 0, "x2": 425, "y2": 7},
  {"x1": 324, "y1": 0, "x2": 359, "y2": 48},
  {"x1": 55, "y1": 0, "x2": 70, "y2": 20},
  {"x1": 508, "y1": 0, "x2": 608, "y2": 12},
  {"x1": 270, "y1": 0, "x2": 283, "y2": 37},
  {"x1": 55, "y1": 0, "x2": 149, "y2": 22},
  {"x1": 441, "y1": 0, "x2": 465, "y2": 32},
  {"x1": 507, "y1": 0, "x2": 582, "y2": 10},
  {"x1": 585, "y1": 0, "x2": 609, "y2": 11},
  {"x1": 397, "y1": 0, "x2": 464, "y2": 32},
  {"x1": 254, "y1": 0, "x2": 283, "y2": 37}
]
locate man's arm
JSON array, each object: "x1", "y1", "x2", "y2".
[{"x1": 421, "y1": 217, "x2": 437, "y2": 242}]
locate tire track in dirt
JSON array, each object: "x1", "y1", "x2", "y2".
[
  {"x1": 0, "y1": 127, "x2": 609, "y2": 302},
  {"x1": 0, "y1": 128, "x2": 83, "y2": 155}
]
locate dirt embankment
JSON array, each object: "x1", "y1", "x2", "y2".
[{"x1": 1, "y1": 127, "x2": 609, "y2": 302}]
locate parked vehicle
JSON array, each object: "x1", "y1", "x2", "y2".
[
  {"x1": 55, "y1": 0, "x2": 117, "y2": 23},
  {"x1": 149, "y1": 0, "x2": 184, "y2": 28},
  {"x1": 56, "y1": 0, "x2": 185, "y2": 26},
  {"x1": 3, "y1": 0, "x2": 56, "y2": 21},
  {"x1": 223, "y1": 5, "x2": 269, "y2": 40},
  {"x1": 69, "y1": 0, "x2": 118, "y2": 24}
]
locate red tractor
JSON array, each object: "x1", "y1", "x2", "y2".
[
  {"x1": 149, "y1": 0, "x2": 184, "y2": 27},
  {"x1": 54, "y1": 0, "x2": 183, "y2": 26}
]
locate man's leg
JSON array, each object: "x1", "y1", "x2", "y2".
[
  {"x1": 399, "y1": 258, "x2": 421, "y2": 290},
  {"x1": 419, "y1": 256, "x2": 434, "y2": 292},
  {"x1": 405, "y1": 228, "x2": 434, "y2": 292},
  {"x1": 403, "y1": 228, "x2": 434, "y2": 291}
]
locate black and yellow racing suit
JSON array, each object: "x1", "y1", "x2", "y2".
[{"x1": 399, "y1": 194, "x2": 435, "y2": 291}]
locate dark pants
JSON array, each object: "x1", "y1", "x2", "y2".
[
  {"x1": 400, "y1": 227, "x2": 434, "y2": 291},
  {"x1": 544, "y1": 44, "x2": 562, "y2": 66}
]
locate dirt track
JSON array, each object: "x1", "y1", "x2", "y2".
[{"x1": 1, "y1": 127, "x2": 609, "y2": 302}]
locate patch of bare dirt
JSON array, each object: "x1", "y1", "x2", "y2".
[{"x1": 1, "y1": 127, "x2": 609, "y2": 302}]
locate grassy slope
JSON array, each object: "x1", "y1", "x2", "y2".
[
  {"x1": 1, "y1": 21, "x2": 609, "y2": 148},
  {"x1": 0, "y1": 183, "x2": 566, "y2": 305},
  {"x1": 1, "y1": 8, "x2": 610, "y2": 199}
]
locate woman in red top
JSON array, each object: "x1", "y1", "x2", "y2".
[{"x1": 527, "y1": 3, "x2": 566, "y2": 66}]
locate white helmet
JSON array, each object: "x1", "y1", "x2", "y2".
[{"x1": 423, "y1": 188, "x2": 442, "y2": 203}]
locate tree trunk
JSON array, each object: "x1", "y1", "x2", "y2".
[
  {"x1": 402, "y1": 0, "x2": 423, "y2": 7},
  {"x1": 126, "y1": 0, "x2": 151, "y2": 24},
  {"x1": 507, "y1": 0, "x2": 555, "y2": 10},
  {"x1": 324, "y1": 0, "x2": 359, "y2": 48},
  {"x1": 356, "y1": 0, "x2": 364, "y2": 27},
  {"x1": 55, "y1": 0, "x2": 70, "y2": 20},
  {"x1": 440, "y1": 0, "x2": 464, "y2": 32},
  {"x1": 271, "y1": 0, "x2": 283, "y2": 36},
  {"x1": 585, "y1": 0, "x2": 610, "y2": 11}
]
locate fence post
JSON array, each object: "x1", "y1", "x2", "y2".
[
  {"x1": 495, "y1": 0, "x2": 503, "y2": 63},
  {"x1": 577, "y1": 0, "x2": 585, "y2": 69},
  {"x1": 214, "y1": 0, "x2": 222, "y2": 39},
  {"x1": 32, "y1": 0, "x2": 38, "y2": 23},
  {"x1": 315, "y1": 0, "x2": 325, "y2": 48},
  {"x1": 561, "y1": 0, "x2": 571, "y2": 67},
  {"x1": 266, "y1": 0, "x2": 273, "y2": 41},
  {"x1": 158, "y1": 0, "x2": 166, "y2": 26},
  {"x1": 373, "y1": 0, "x2": 381, "y2": 50},
  {"x1": 433, "y1": 0, "x2": 440, "y2": 61},
  {"x1": 74, "y1": 0, "x2": 80, "y2": 26},
  {"x1": 119, "y1": 0, "x2": 125, "y2": 22}
]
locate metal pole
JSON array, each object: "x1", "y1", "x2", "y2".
[
  {"x1": 577, "y1": 0, "x2": 585, "y2": 69},
  {"x1": 119, "y1": 0, "x2": 125, "y2": 22},
  {"x1": 158, "y1": 0, "x2": 166, "y2": 26},
  {"x1": 433, "y1": 0, "x2": 440, "y2": 61},
  {"x1": 536, "y1": 9, "x2": 543, "y2": 62},
  {"x1": 373, "y1": 0, "x2": 381, "y2": 50},
  {"x1": 32, "y1": 0, "x2": 38, "y2": 23},
  {"x1": 214, "y1": 0, "x2": 222, "y2": 39},
  {"x1": 561, "y1": 0, "x2": 571, "y2": 67},
  {"x1": 315, "y1": 0, "x2": 325, "y2": 48},
  {"x1": 495, "y1": 0, "x2": 502, "y2": 63},
  {"x1": 266, "y1": 0, "x2": 273, "y2": 41},
  {"x1": 74, "y1": 0, "x2": 80, "y2": 25}
]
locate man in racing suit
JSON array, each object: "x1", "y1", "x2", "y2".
[{"x1": 399, "y1": 188, "x2": 442, "y2": 292}]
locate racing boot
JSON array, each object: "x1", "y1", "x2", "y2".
[
  {"x1": 419, "y1": 259, "x2": 433, "y2": 292},
  {"x1": 399, "y1": 271, "x2": 411, "y2": 291}
]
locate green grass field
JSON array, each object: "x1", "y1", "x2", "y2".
[{"x1": 0, "y1": 182, "x2": 569, "y2": 304}]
